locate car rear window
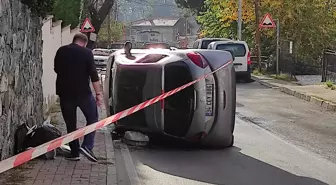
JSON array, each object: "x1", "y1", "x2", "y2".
[
  {"x1": 201, "y1": 40, "x2": 221, "y2": 49},
  {"x1": 216, "y1": 44, "x2": 246, "y2": 57}
]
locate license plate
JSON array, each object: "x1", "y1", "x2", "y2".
[{"x1": 205, "y1": 84, "x2": 214, "y2": 116}]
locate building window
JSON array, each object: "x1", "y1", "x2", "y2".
[{"x1": 187, "y1": 28, "x2": 192, "y2": 35}]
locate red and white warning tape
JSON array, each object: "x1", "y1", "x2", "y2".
[{"x1": 0, "y1": 61, "x2": 232, "y2": 174}]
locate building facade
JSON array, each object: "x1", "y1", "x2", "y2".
[{"x1": 126, "y1": 17, "x2": 200, "y2": 48}]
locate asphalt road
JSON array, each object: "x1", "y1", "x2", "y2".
[{"x1": 113, "y1": 81, "x2": 336, "y2": 185}]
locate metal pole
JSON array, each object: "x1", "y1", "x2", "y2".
[
  {"x1": 185, "y1": 16, "x2": 188, "y2": 48},
  {"x1": 276, "y1": 19, "x2": 280, "y2": 75},
  {"x1": 107, "y1": 11, "x2": 111, "y2": 45},
  {"x1": 238, "y1": 0, "x2": 242, "y2": 40}
]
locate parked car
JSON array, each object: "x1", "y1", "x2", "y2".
[
  {"x1": 207, "y1": 40, "x2": 251, "y2": 81},
  {"x1": 110, "y1": 43, "x2": 124, "y2": 49},
  {"x1": 143, "y1": 42, "x2": 171, "y2": 49},
  {"x1": 104, "y1": 49, "x2": 236, "y2": 148},
  {"x1": 93, "y1": 49, "x2": 116, "y2": 67},
  {"x1": 192, "y1": 38, "x2": 232, "y2": 49}
]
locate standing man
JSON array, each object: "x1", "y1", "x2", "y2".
[{"x1": 54, "y1": 33, "x2": 102, "y2": 162}]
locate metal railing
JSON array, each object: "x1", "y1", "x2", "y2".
[{"x1": 322, "y1": 50, "x2": 336, "y2": 83}]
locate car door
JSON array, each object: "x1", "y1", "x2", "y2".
[{"x1": 215, "y1": 43, "x2": 248, "y2": 72}]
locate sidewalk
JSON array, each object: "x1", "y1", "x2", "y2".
[
  {"x1": 0, "y1": 106, "x2": 117, "y2": 185},
  {"x1": 252, "y1": 74, "x2": 336, "y2": 112}
]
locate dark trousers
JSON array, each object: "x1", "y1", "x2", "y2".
[{"x1": 59, "y1": 94, "x2": 98, "y2": 156}]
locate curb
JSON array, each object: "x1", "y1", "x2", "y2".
[
  {"x1": 101, "y1": 125, "x2": 117, "y2": 185},
  {"x1": 252, "y1": 75, "x2": 336, "y2": 112}
]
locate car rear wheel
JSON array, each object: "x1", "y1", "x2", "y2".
[
  {"x1": 244, "y1": 72, "x2": 252, "y2": 82},
  {"x1": 228, "y1": 135, "x2": 234, "y2": 147}
]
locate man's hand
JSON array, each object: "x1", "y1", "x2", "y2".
[{"x1": 96, "y1": 94, "x2": 103, "y2": 107}]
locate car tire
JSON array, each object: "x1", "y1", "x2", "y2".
[
  {"x1": 244, "y1": 72, "x2": 252, "y2": 83},
  {"x1": 228, "y1": 135, "x2": 234, "y2": 147}
]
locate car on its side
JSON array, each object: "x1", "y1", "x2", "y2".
[
  {"x1": 104, "y1": 49, "x2": 236, "y2": 148},
  {"x1": 192, "y1": 38, "x2": 232, "y2": 49},
  {"x1": 208, "y1": 40, "x2": 252, "y2": 81}
]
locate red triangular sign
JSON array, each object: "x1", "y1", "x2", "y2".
[
  {"x1": 80, "y1": 18, "x2": 95, "y2": 33},
  {"x1": 259, "y1": 13, "x2": 276, "y2": 28}
]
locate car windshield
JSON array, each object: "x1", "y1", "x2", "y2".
[
  {"x1": 110, "y1": 44, "x2": 124, "y2": 49},
  {"x1": 93, "y1": 49, "x2": 113, "y2": 56},
  {"x1": 216, "y1": 44, "x2": 246, "y2": 57}
]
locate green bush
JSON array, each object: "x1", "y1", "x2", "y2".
[
  {"x1": 21, "y1": 0, "x2": 54, "y2": 16},
  {"x1": 271, "y1": 74, "x2": 297, "y2": 82},
  {"x1": 325, "y1": 81, "x2": 336, "y2": 90}
]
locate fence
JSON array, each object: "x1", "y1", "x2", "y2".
[
  {"x1": 252, "y1": 40, "x2": 322, "y2": 76},
  {"x1": 322, "y1": 50, "x2": 336, "y2": 83}
]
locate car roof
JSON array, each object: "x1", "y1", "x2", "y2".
[
  {"x1": 94, "y1": 55, "x2": 109, "y2": 59},
  {"x1": 210, "y1": 40, "x2": 247, "y2": 44},
  {"x1": 196, "y1": 38, "x2": 232, "y2": 41}
]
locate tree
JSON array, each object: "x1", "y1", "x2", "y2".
[
  {"x1": 197, "y1": 0, "x2": 336, "y2": 69},
  {"x1": 53, "y1": 0, "x2": 81, "y2": 28},
  {"x1": 175, "y1": 0, "x2": 205, "y2": 15},
  {"x1": 79, "y1": 0, "x2": 116, "y2": 48},
  {"x1": 97, "y1": 20, "x2": 124, "y2": 45}
]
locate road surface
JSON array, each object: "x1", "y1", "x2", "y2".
[{"x1": 113, "y1": 81, "x2": 336, "y2": 185}]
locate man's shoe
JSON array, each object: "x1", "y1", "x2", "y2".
[
  {"x1": 80, "y1": 146, "x2": 98, "y2": 162},
  {"x1": 64, "y1": 154, "x2": 80, "y2": 161}
]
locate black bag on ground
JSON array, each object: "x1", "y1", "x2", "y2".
[
  {"x1": 24, "y1": 124, "x2": 62, "y2": 159},
  {"x1": 14, "y1": 124, "x2": 37, "y2": 154}
]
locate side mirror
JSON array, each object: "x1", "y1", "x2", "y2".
[{"x1": 224, "y1": 49, "x2": 235, "y2": 61}]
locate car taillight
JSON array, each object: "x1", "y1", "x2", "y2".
[
  {"x1": 187, "y1": 52, "x2": 208, "y2": 68},
  {"x1": 247, "y1": 51, "x2": 252, "y2": 65}
]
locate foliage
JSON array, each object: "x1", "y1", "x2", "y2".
[
  {"x1": 252, "y1": 68, "x2": 265, "y2": 76},
  {"x1": 196, "y1": 0, "x2": 336, "y2": 68},
  {"x1": 21, "y1": 0, "x2": 55, "y2": 16},
  {"x1": 325, "y1": 81, "x2": 336, "y2": 90},
  {"x1": 271, "y1": 73, "x2": 297, "y2": 82},
  {"x1": 52, "y1": 0, "x2": 81, "y2": 28},
  {"x1": 97, "y1": 20, "x2": 124, "y2": 43},
  {"x1": 175, "y1": 0, "x2": 205, "y2": 15}
]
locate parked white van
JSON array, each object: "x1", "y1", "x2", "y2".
[
  {"x1": 208, "y1": 40, "x2": 251, "y2": 81},
  {"x1": 192, "y1": 38, "x2": 232, "y2": 49}
]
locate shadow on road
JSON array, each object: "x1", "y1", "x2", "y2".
[{"x1": 131, "y1": 146, "x2": 328, "y2": 185}]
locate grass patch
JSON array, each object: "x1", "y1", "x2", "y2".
[
  {"x1": 252, "y1": 68, "x2": 267, "y2": 76},
  {"x1": 325, "y1": 81, "x2": 336, "y2": 90},
  {"x1": 50, "y1": 113, "x2": 60, "y2": 125},
  {"x1": 48, "y1": 103, "x2": 61, "y2": 114},
  {"x1": 270, "y1": 73, "x2": 297, "y2": 82}
]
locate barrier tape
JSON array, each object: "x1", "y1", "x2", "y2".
[{"x1": 0, "y1": 61, "x2": 232, "y2": 174}]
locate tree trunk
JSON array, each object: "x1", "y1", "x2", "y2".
[{"x1": 84, "y1": 0, "x2": 115, "y2": 49}]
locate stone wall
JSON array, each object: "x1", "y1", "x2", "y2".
[{"x1": 0, "y1": 0, "x2": 44, "y2": 160}]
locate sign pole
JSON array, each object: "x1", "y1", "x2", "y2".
[
  {"x1": 80, "y1": 18, "x2": 96, "y2": 50},
  {"x1": 276, "y1": 19, "x2": 280, "y2": 75},
  {"x1": 259, "y1": 13, "x2": 277, "y2": 74}
]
